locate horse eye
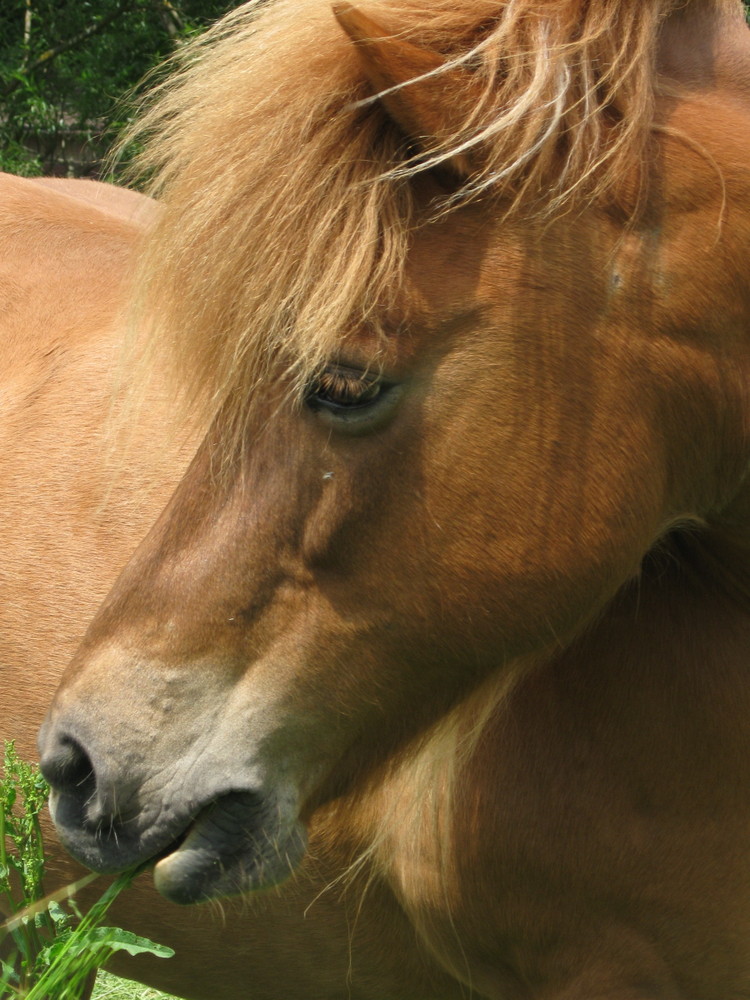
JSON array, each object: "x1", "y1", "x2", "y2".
[{"x1": 305, "y1": 366, "x2": 384, "y2": 412}]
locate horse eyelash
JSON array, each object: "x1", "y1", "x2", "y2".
[{"x1": 312, "y1": 368, "x2": 380, "y2": 404}]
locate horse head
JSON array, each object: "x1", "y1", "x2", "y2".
[{"x1": 39, "y1": 0, "x2": 750, "y2": 912}]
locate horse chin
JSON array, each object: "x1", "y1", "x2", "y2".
[{"x1": 152, "y1": 793, "x2": 308, "y2": 905}]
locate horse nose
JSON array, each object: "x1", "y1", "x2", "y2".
[
  {"x1": 37, "y1": 721, "x2": 146, "y2": 873},
  {"x1": 40, "y1": 733, "x2": 94, "y2": 792},
  {"x1": 38, "y1": 726, "x2": 100, "y2": 824}
]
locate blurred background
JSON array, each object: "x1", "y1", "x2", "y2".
[{"x1": 0, "y1": 0, "x2": 234, "y2": 179}]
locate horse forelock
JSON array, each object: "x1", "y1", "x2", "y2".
[{"x1": 119, "y1": 0, "x2": 739, "y2": 444}]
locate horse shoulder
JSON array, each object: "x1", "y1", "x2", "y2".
[
  {"x1": 0, "y1": 172, "x2": 149, "y2": 358},
  {"x1": 30, "y1": 176, "x2": 157, "y2": 226}
]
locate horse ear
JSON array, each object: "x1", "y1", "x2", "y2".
[{"x1": 332, "y1": 2, "x2": 478, "y2": 176}]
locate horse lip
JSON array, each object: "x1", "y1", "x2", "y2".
[
  {"x1": 152, "y1": 790, "x2": 308, "y2": 905},
  {"x1": 50, "y1": 787, "x2": 307, "y2": 901},
  {"x1": 152, "y1": 822, "x2": 191, "y2": 864},
  {"x1": 49, "y1": 786, "x2": 204, "y2": 875}
]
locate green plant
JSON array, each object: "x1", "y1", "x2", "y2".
[
  {"x1": 92, "y1": 971, "x2": 181, "y2": 999},
  {"x1": 0, "y1": 0, "x2": 234, "y2": 178},
  {"x1": 0, "y1": 741, "x2": 174, "y2": 1000}
]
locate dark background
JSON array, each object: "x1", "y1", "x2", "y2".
[{"x1": 0, "y1": 0, "x2": 233, "y2": 177}]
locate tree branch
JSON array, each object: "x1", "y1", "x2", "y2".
[
  {"x1": 1, "y1": 0, "x2": 134, "y2": 98},
  {"x1": 150, "y1": 0, "x2": 184, "y2": 39}
]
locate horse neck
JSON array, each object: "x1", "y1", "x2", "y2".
[
  {"x1": 352, "y1": 517, "x2": 750, "y2": 908},
  {"x1": 658, "y1": 1, "x2": 750, "y2": 97},
  {"x1": 506, "y1": 520, "x2": 750, "y2": 786},
  {"x1": 704, "y1": 476, "x2": 750, "y2": 602}
]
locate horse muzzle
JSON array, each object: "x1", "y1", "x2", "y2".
[{"x1": 38, "y1": 724, "x2": 308, "y2": 904}]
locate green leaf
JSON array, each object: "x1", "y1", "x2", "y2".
[
  {"x1": 47, "y1": 900, "x2": 73, "y2": 931},
  {"x1": 73, "y1": 927, "x2": 175, "y2": 960}
]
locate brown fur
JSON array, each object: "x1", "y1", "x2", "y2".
[
  {"x1": 119, "y1": 0, "x2": 742, "y2": 440},
  {"x1": 3, "y1": 1, "x2": 750, "y2": 998}
]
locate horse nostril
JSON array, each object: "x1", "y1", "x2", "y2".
[{"x1": 39, "y1": 735, "x2": 95, "y2": 796}]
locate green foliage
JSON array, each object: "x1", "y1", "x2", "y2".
[
  {"x1": 0, "y1": 741, "x2": 59, "y2": 990},
  {"x1": 92, "y1": 971, "x2": 181, "y2": 999},
  {"x1": 0, "y1": 0, "x2": 233, "y2": 177},
  {"x1": 0, "y1": 742, "x2": 174, "y2": 1000}
]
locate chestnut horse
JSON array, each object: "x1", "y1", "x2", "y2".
[{"x1": 3, "y1": 0, "x2": 750, "y2": 997}]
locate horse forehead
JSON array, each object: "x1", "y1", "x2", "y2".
[
  {"x1": 394, "y1": 209, "x2": 522, "y2": 325},
  {"x1": 397, "y1": 206, "x2": 612, "y2": 333}
]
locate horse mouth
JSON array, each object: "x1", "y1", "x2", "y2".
[
  {"x1": 151, "y1": 791, "x2": 307, "y2": 905},
  {"x1": 52, "y1": 788, "x2": 307, "y2": 904}
]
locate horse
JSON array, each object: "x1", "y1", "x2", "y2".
[{"x1": 3, "y1": 0, "x2": 750, "y2": 996}]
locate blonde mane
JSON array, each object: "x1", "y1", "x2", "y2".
[{"x1": 121, "y1": 0, "x2": 734, "y2": 438}]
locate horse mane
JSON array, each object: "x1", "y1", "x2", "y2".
[{"x1": 120, "y1": 0, "x2": 734, "y2": 438}]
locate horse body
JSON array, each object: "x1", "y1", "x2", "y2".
[
  {"x1": 0, "y1": 171, "x2": 460, "y2": 1000},
  {"x1": 0, "y1": 174, "x2": 181, "y2": 754},
  {"x1": 3, "y1": 1, "x2": 750, "y2": 997}
]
